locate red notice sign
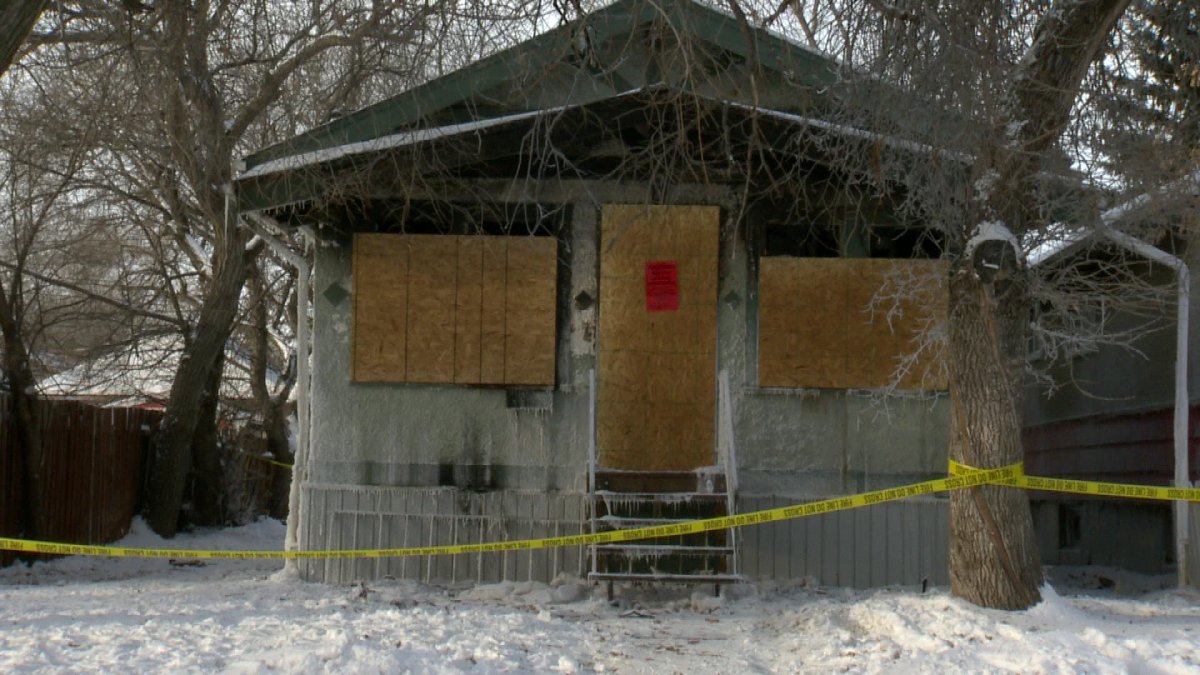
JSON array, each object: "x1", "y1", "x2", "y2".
[{"x1": 645, "y1": 261, "x2": 679, "y2": 312}]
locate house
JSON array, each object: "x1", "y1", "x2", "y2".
[
  {"x1": 1024, "y1": 193, "x2": 1200, "y2": 579},
  {"x1": 238, "y1": 0, "x2": 956, "y2": 587}
]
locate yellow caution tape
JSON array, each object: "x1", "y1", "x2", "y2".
[
  {"x1": 4, "y1": 460, "x2": 1194, "y2": 560},
  {"x1": 0, "y1": 462, "x2": 1020, "y2": 560},
  {"x1": 949, "y1": 459, "x2": 1200, "y2": 502},
  {"x1": 237, "y1": 451, "x2": 293, "y2": 469},
  {"x1": 260, "y1": 457, "x2": 293, "y2": 469}
]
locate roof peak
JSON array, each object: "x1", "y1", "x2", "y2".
[{"x1": 244, "y1": 0, "x2": 840, "y2": 171}]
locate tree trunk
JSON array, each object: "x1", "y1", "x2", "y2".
[
  {"x1": 145, "y1": 229, "x2": 253, "y2": 537},
  {"x1": 9, "y1": 361, "x2": 42, "y2": 541},
  {"x1": 189, "y1": 358, "x2": 226, "y2": 527},
  {"x1": 943, "y1": 0, "x2": 1131, "y2": 609},
  {"x1": 0, "y1": 0, "x2": 43, "y2": 78},
  {"x1": 947, "y1": 271, "x2": 1043, "y2": 609},
  {"x1": 265, "y1": 403, "x2": 294, "y2": 520},
  {"x1": 0, "y1": 285, "x2": 43, "y2": 541},
  {"x1": 3, "y1": 335, "x2": 42, "y2": 540}
]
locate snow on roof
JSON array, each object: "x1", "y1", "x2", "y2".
[
  {"x1": 240, "y1": 89, "x2": 958, "y2": 184},
  {"x1": 732, "y1": 101, "x2": 973, "y2": 162},
  {"x1": 38, "y1": 334, "x2": 278, "y2": 402},
  {"x1": 240, "y1": 108, "x2": 563, "y2": 180},
  {"x1": 1028, "y1": 172, "x2": 1199, "y2": 266}
]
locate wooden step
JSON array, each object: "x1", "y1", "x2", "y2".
[
  {"x1": 594, "y1": 469, "x2": 726, "y2": 494},
  {"x1": 588, "y1": 572, "x2": 744, "y2": 584},
  {"x1": 589, "y1": 467, "x2": 739, "y2": 587},
  {"x1": 592, "y1": 544, "x2": 734, "y2": 555},
  {"x1": 592, "y1": 491, "x2": 728, "y2": 502}
]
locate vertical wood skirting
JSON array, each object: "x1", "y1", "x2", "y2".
[
  {"x1": 736, "y1": 495, "x2": 950, "y2": 588},
  {"x1": 296, "y1": 484, "x2": 949, "y2": 588},
  {"x1": 298, "y1": 484, "x2": 588, "y2": 584}
]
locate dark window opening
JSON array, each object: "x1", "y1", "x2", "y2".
[
  {"x1": 869, "y1": 226, "x2": 944, "y2": 259},
  {"x1": 763, "y1": 221, "x2": 840, "y2": 258},
  {"x1": 1058, "y1": 503, "x2": 1082, "y2": 549},
  {"x1": 358, "y1": 200, "x2": 564, "y2": 237}
]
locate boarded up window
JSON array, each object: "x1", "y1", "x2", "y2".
[
  {"x1": 758, "y1": 257, "x2": 947, "y2": 390},
  {"x1": 352, "y1": 233, "x2": 557, "y2": 386}
]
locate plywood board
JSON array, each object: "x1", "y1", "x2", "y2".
[
  {"x1": 479, "y1": 238, "x2": 508, "y2": 384},
  {"x1": 352, "y1": 234, "x2": 408, "y2": 382},
  {"x1": 352, "y1": 233, "x2": 559, "y2": 387},
  {"x1": 454, "y1": 237, "x2": 484, "y2": 384},
  {"x1": 597, "y1": 205, "x2": 720, "y2": 471},
  {"x1": 405, "y1": 235, "x2": 458, "y2": 383},
  {"x1": 504, "y1": 237, "x2": 557, "y2": 386},
  {"x1": 757, "y1": 256, "x2": 947, "y2": 391}
]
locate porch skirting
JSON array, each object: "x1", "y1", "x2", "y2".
[
  {"x1": 296, "y1": 484, "x2": 950, "y2": 588},
  {"x1": 737, "y1": 495, "x2": 950, "y2": 588},
  {"x1": 297, "y1": 484, "x2": 589, "y2": 584}
]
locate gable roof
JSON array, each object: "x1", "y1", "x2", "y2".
[{"x1": 242, "y1": 0, "x2": 843, "y2": 175}]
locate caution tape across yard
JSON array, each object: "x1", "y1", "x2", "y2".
[
  {"x1": 949, "y1": 460, "x2": 1200, "y2": 503},
  {"x1": 1, "y1": 461, "x2": 1196, "y2": 560},
  {"x1": 0, "y1": 463, "x2": 1018, "y2": 560}
]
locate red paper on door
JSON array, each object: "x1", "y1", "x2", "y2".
[{"x1": 645, "y1": 261, "x2": 679, "y2": 312}]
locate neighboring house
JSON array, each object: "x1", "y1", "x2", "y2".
[
  {"x1": 1024, "y1": 205, "x2": 1200, "y2": 576},
  {"x1": 239, "y1": 0, "x2": 957, "y2": 587},
  {"x1": 38, "y1": 334, "x2": 278, "y2": 414}
]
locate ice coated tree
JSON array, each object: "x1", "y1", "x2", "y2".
[
  {"x1": 0, "y1": 86, "x2": 175, "y2": 541},
  {"x1": 13, "y1": 0, "x2": 459, "y2": 535},
  {"x1": 942, "y1": 0, "x2": 1132, "y2": 611},
  {"x1": 750, "y1": 0, "x2": 1133, "y2": 608}
]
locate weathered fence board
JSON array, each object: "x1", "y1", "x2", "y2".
[{"x1": 0, "y1": 394, "x2": 161, "y2": 566}]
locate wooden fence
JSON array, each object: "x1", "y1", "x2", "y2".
[{"x1": 0, "y1": 395, "x2": 161, "y2": 566}]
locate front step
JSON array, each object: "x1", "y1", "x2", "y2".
[
  {"x1": 588, "y1": 572, "x2": 744, "y2": 583},
  {"x1": 592, "y1": 544, "x2": 734, "y2": 554},
  {"x1": 594, "y1": 470, "x2": 727, "y2": 494},
  {"x1": 588, "y1": 469, "x2": 741, "y2": 588}
]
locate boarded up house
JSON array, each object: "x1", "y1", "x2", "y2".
[{"x1": 238, "y1": 0, "x2": 954, "y2": 587}]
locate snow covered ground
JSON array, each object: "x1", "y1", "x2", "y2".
[{"x1": 3, "y1": 519, "x2": 1199, "y2": 673}]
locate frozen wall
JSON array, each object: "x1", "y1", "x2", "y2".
[
  {"x1": 304, "y1": 208, "x2": 598, "y2": 493},
  {"x1": 298, "y1": 188, "x2": 950, "y2": 584}
]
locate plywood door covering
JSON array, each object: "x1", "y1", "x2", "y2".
[
  {"x1": 598, "y1": 205, "x2": 719, "y2": 471},
  {"x1": 352, "y1": 233, "x2": 557, "y2": 386},
  {"x1": 758, "y1": 257, "x2": 948, "y2": 390}
]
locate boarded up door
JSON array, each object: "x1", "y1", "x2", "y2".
[{"x1": 597, "y1": 205, "x2": 719, "y2": 471}]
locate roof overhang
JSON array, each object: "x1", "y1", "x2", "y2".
[{"x1": 236, "y1": 86, "x2": 966, "y2": 216}]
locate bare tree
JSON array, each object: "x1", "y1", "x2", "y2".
[
  {"x1": 245, "y1": 253, "x2": 298, "y2": 519},
  {"x1": 12, "y1": 0, "x2": 477, "y2": 534},
  {"x1": 0, "y1": 77, "x2": 158, "y2": 541}
]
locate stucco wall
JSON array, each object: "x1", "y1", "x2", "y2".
[
  {"x1": 306, "y1": 197, "x2": 948, "y2": 496},
  {"x1": 306, "y1": 207, "x2": 597, "y2": 493},
  {"x1": 717, "y1": 208, "x2": 949, "y2": 498}
]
